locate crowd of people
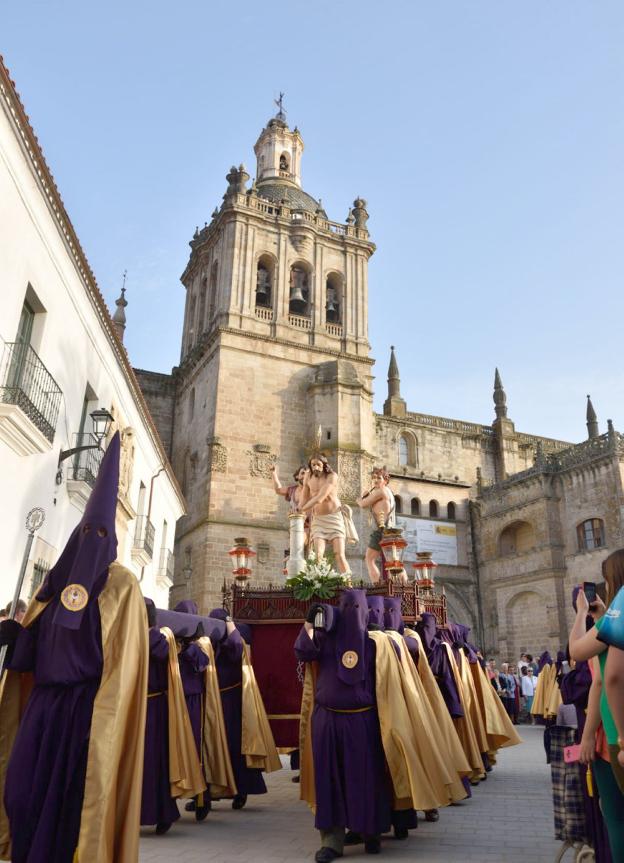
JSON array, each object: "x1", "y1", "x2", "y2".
[
  {"x1": 0, "y1": 431, "x2": 526, "y2": 862},
  {"x1": 485, "y1": 654, "x2": 540, "y2": 723}
]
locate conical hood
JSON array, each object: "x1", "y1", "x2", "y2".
[
  {"x1": 383, "y1": 596, "x2": 404, "y2": 633},
  {"x1": 366, "y1": 595, "x2": 385, "y2": 629},
  {"x1": 39, "y1": 431, "x2": 120, "y2": 629},
  {"x1": 335, "y1": 589, "x2": 368, "y2": 685},
  {"x1": 175, "y1": 600, "x2": 199, "y2": 615}
]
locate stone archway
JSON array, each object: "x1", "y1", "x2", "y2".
[{"x1": 504, "y1": 589, "x2": 550, "y2": 663}]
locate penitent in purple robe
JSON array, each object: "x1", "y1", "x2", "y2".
[
  {"x1": 213, "y1": 628, "x2": 267, "y2": 796},
  {"x1": 179, "y1": 642, "x2": 209, "y2": 757},
  {"x1": 140, "y1": 628, "x2": 180, "y2": 827},
  {"x1": 294, "y1": 624, "x2": 392, "y2": 836},
  {"x1": 416, "y1": 613, "x2": 464, "y2": 718},
  {"x1": 4, "y1": 579, "x2": 106, "y2": 863}
]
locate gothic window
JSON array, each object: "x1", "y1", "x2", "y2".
[
  {"x1": 256, "y1": 256, "x2": 273, "y2": 308},
  {"x1": 289, "y1": 264, "x2": 310, "y2": 316},
  {"x1": 429, "y1": 500, "x2": 438, "y2": 518},
  {"x1": 577, "y1": 518, "x2": 605, "y2": 552},
  {"x1": 208, "y1": 261, "x2": 218, "y2": 321},
  {"x1": 394, "y1": 495, "x2": 403, "y2": 514},
  {"x1": 411, "y1": 497, "x2": 420, "y2": 516},
  {"x1": 399, "y1": 436, "x2": 409, "y2": 466},
  {"x1": 447, "y1": 501, "x2": 456, "y2": 520},
  {"x1": 325, "y1": 273, "x2": 342, "y2": 324}
]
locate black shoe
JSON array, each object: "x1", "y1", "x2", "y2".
[
  {"x1": 185, "y1": 800, "x2": 196, "y2": 812},
  {"x1": 364, "y1": 837, "x2": 381, "y2": 854},
  {"x1": 155, "y1": 822, "x2": 172, "y2": 835},
  {"x1": 292, "y1": 774, "x2": 300, "y2": 783},
  {"x1": 393, "y1": 826, "x2": 409, "y2": 840},
  {"x1": 424, "y1": 809, "x2": 439, "y2": 823},
  {"x1": 196, "y1": 800, "x2": 211, "y2": 821},
  {"x1": 344, "y1": 830, "x2": 363, "y2": 845},
  {"x1": 232, "y1": 794, "x2": 247, "y2": 810},
  {"x1": 314, "y1": 849, "x2": 342, "y2": 863}
]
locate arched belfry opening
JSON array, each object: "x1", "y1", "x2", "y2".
[
  {"x1": 325, "y1": 272, "x2": 342, "y2": 324},
  {"x1": 255, "y1": 255, "x2": 274, "y2": 308},
  {"x1": 289, "y1": 262, "x2": 311, "y2": 316}
]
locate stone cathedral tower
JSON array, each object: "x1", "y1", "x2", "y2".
[{"x1": 140, "y1": 107, "x2": 377, "y2": 608}]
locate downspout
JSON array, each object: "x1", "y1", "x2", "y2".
[{"x1": 139, "y1": 465, "x2": 165, "y2": 583}]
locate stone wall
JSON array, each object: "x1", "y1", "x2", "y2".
[{"x1": 133, "y1": 369, "x2": 176, "y2": 458}]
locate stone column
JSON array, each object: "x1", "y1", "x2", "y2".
[{"x1": 288, "y1": 513, "x2": 306, "y2": 576}]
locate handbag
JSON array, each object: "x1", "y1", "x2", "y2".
[{"x1": 596, "y1": 586, "x2": 624, "y2": 650}]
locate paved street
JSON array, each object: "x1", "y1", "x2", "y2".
[{"x1": 140, "y1": 725, "x2": 561, "y2": 863}]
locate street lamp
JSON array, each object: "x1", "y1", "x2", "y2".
[
  {"x1": 56, "y1": 407, "x2": 114, "y2": 479},
  {"x1": 228, "y1": 537, "x2": 256, "y2": 590}
]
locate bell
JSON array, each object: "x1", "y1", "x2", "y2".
[
  {"x1": 256, "y1": 282, "x2": 268, "y2": 302},
  {"x1": 289, "y1": 284, "x2": 306, "y2": 303},
  {"x1": 326, "y1": 297, "x2": 337, "y2": 313}
]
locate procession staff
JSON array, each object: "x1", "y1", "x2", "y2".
[
  {"x1": 209, "y1": 609, "x2": 281, "y2": 810},
  {"x1": 0, "y1": 433, "x2": 148, "y2": 863}
]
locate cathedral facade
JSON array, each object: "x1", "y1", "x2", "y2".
[{"x1": 136, "y1": 109, "x2": 624, "y2": 660}]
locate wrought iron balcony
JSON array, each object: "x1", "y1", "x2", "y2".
[
  {"x1": 158, "y1": 547, "x2": 175, "y2": 588},
  {"x1": 68, "y1": 432, "x2": 104, "y2": 488},
  {"x1": 0, "y1": 341, "x2": 62, "y2": 450},
  {"x1": 133, "y1": 515, "x2": 155, "y2": 565}
]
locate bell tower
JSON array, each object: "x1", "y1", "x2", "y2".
[{"x1": 171, "y1": 104, "x2": 376, "y2": 608}]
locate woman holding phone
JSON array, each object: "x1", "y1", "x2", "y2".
[{"x1": 569, "y1": 550, "x2": 624, "y2": 862}]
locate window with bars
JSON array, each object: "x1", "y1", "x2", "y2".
[{"x1": 577, "y1": 519, "x2": 605, "y2": 552}]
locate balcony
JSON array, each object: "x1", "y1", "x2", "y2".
[
  {"x1": 132, "y1": 515, "x2": 155, "y2": 566},
  {"x1": 255, "y1": 305, "x2": 274, "y2": 322},
  {"x1": 157, "y1": 547, "x2": 175, "y2": 589},
  {"x1": 288, "y1": 314, "x2": 312, "y2": 330},
  {"x1": 0, "y1": 341, "x2": 62, "y2": 455},
  {"x1": 65, "y1": 432, "x2": 105, "y2": 509}
]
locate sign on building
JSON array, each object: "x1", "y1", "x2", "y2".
[{"x1": 396, "y1": 516, "x2": 458, "y2": 566}]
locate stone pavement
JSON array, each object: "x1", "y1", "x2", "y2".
[{"x1": 139, "y1": 725, "x2": 561, "y2": 863}]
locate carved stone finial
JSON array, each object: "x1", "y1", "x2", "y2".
[
  {"x1": 586, "y1": 394, "x2": 599, "y2": 440},
  {"x1": 493, "y1": 367, "x2": 508, "y2": 420},
  {"x1": 112, "y1": 273, "x2": 128, "y2": 343},
  {"x1": 352, "y1": 197, "x2": 369, "y2": 229}
]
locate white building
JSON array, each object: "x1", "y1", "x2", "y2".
[{"x1": 0, "y1": 58, "x2": 186, "y2": 609}]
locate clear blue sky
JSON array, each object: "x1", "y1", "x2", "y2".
[{"x1": 4, "y1": 1, "x2": 623, "y2": 442}]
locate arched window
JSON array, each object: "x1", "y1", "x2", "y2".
[
  {"x1": 394, "y1": 495, "x2": 403, "y2": 514},
  {"x1": 256, "y1": 255, "x2": 273, "y2": 308},
  {"x1": 577, "y1": 518, "x2": 605, "y2": 551},
  {"x1": 411, "y1": 497, "x2": 420, "y2": 516},
  {"x1": 499, "y1": 521, "x2": 536, "y2": 556},
  {"x1": 429, "y1": 500, "x2": 438, "y2": 518},
  {"x1": 447, "y1": 502, "x2": 456, "y2": 520},
  {"x1": 197, "y1": 278, "x2": 207, "y2": 335},
  {"x1": 399, "y1": 436, "x2": 409, "y2": 466},
  {"x1": 289, "y1": 263, "x2": 311, "y2": 316},
  {"x1": 279, "y1": 152, "x2": 290, "y2": 172},
  {"x1": 208, "y1": 261, "x2": 218, "y2": 321},
  {"x1": 325, "y1": 273, "x2": 342, "y2": 324},
  {"x1": 187, "y1": 293, "x2": 197, "y2": 351}
]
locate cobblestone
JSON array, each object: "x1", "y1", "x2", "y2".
[{"x1": 140, "y1": 725, "x2": 561, "y2": 863}]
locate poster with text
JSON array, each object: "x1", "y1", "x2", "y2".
[{"x1": 396, "y1": 516, "x2": 458, "y2": 566}]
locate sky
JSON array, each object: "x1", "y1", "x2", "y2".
[{"x1": 3, "y1": 1, "x2": 623, "y2": 443}]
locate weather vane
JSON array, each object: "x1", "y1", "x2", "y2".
[{"x1": 274, "y1": 91, "x2": 286, "y2": 120}]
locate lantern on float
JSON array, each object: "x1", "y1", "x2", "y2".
[
  {"x1": 412, "y1": 551, "x2": 438, "y2": 588},
  {"x1": 379, "y1": 528, "x2": 408, "y2": 581},
  {"x1": 228, "y1": 537, "x2": 256, "y2": 589}
]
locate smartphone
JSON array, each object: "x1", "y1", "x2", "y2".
[{"x1": 583, "y1": 582, "x2": 597, "y2": 604}]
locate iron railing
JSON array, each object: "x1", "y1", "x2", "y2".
[
  {"x1": 29, "y1": 558, "x2": 50, "y2": 599},
  {"x1": 69, "y1": 432, "x2": 104, "y2": 487},
  {"x1": 0, "y1": 341, "x2": 62, "y2": 443},
  {"x1": 134, "y1": 515, "x2": 155, "y2": 561},
  {"x1": 158, "y1": 547, "x2": 175, "y2": 581}
]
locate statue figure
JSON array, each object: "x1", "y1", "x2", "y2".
[
  {"x1": 299, "y1": 453, "x2": 358, "y2": 576},
  {"x1": 119, "y1": 426, "x2": 135, "y2": 501},
  {"x1": 271, "y1": 464, "x2": 309, "y2": 536},
  {"x1": 357, "y1": 466, "x2": 395, "y2": 584}
]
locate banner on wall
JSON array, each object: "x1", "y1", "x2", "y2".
[{"x1": 396, "y1": 516, "x2": 458, "y2": 566}]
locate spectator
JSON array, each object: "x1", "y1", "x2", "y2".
[
  {"x1": 569, "y1": 550, "x2": 624, "y2": 862},
  {"x1": 517, "y1": 653, "x2": 529, "y2": 674},
  {"x1": 521, "y1": 666, "x2": 537, "y2": 722},
  {"x1": 499, "y1": 663, "x2": 517, "y2": 721},
  {"x1": 487, "y1": 658, "x2": 500, "y2": 691},
  {"x1": 508, "y1": 664, "x2": 521, "y2": 724},
  {"x1": 526, "y1": 653, "x2": 539, "y2": 675},
  {"x1": 13, "y1": 599, "x2": 26, "y2": 624}
]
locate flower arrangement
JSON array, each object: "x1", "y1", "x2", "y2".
[{"x1": 285, "y1": 551, "x2": 348, "y2": 600}]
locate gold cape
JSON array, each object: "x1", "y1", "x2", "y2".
[
  {"x1": 384, "y1": 630, "x2": 467, "y2": 804},
  {"x1": 441, "y1": 641, "x2": 485, "y2": 780},
  {"x1": 196, "y1": 636, "x2": 237, "y2": 798},
  {"x1": 161, "y1": 628, "x2": 206, "y2": 799},
  {"x1": 0, "y1": 563, "x2": 148, "y2": 863},
  {"x1": 469, "y1": 661, "x2": 522, "y2": 751},
  {"x1": 240, "y1": 643, "x2": 282, "y2": 773},
  {"x1": 299, "y1": 630, "x2": 457, "y2": 813},
  {"x1": 403, "y1": 628, "x2": 471, "y2": 777},
  {"x1": 531, "y1": 664, "x2": 557, "y2": 718}
]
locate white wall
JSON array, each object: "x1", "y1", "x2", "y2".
[{"x1": 0, "y1": 79, "x2": 184, "y2": 610}]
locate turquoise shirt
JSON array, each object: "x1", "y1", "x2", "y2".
[{"x1": 595, "y1": 617, "x2": 618, "y2": 745}]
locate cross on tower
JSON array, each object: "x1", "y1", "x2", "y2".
[{"x1": 274, "y1": 92, "x2": 286, "y2": 120}]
